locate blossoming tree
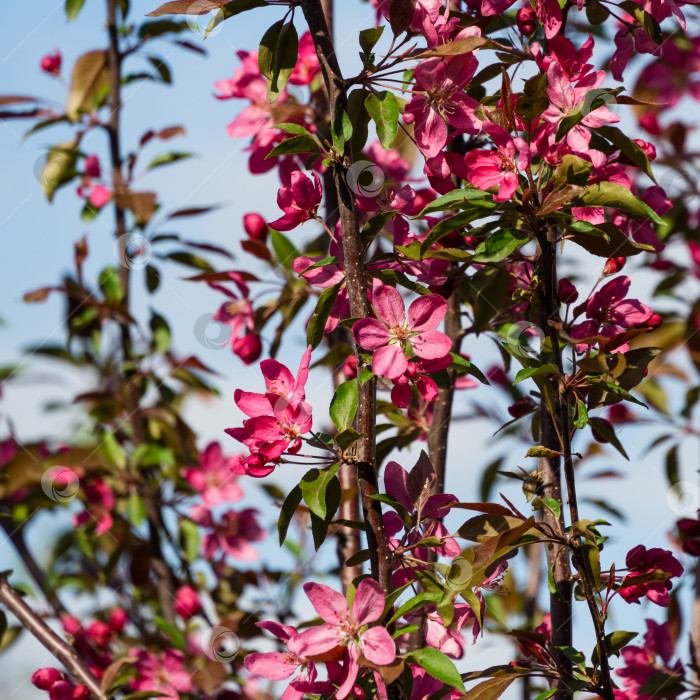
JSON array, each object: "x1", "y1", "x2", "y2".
[{"x1": 2, "y1": 0, "x2": 700, "y2": 698}]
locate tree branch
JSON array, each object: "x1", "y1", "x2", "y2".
[{"x1": 0, "y1": 576, "x2": 106, "y2": 699}]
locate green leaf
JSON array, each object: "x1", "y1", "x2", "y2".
[
  {"x1": 365, "y1": 91, "x2": 399, "y2": 150},
  {"x1": 99, "y1": 266, "x2": 124, "y2": 304},
  {"x1": 449, "y1": 353, "x2": 489, "y2": 384},
  {"x1": 619, "y1": 1, "x2": 663, "y2": 43},
  {"x1": 258, "y1": 21, "x2": 298, "y2": 103},
  {"x1": 331, "y1": 111, "x2": 353, "y2": 150},
  {"x1": 359, "y1": 26, "x2": 384, "y2": 54},
  {"x1": 573, "y1": 400, "x2": 588, "y2": 429},
  {"x1": 552, "y1": 154, "x2": 592, "y2": 188},
  {"x1": 278, "y1": 484, "x2": 303, "y2": 545},
  {"x1": 595, "y1": 125, "x2": 656, "y2": 182},
  {"x1": 665, "y1": 445, "x2": 679, "y2": 488},
  {"x1": 389, "y1": 591, "x2": 441, "y2": 624},
  {"x1": 588, "y1": 417, "x2": 628, "y2": 460},
  {"x1": 406, "y1": 648, "x2": 466, "y2": 694},
  {"x1": 270, "y1": 229, "x2": 300, "y2": 268},
  {"x1": 40, "y1": 143, "x2": 79, "y2": 202},
  {"x1": 587, "y1": 378, "x2": 648, "y2": 408},
  {"x1": 335, "y1": 428, "x2": 365, "y2": 451},
  {"x1": 513, "y1": 364, "x2": 558, "y2": 384},
  {"x1": 149, "y1": 311, "x2": 171, "y2": 353},
  {"x1": 145, "y1": 265, "x2": 161, "y2": 293},
  {"x1": 179, "y1": 519, "x2": 199, "y2": 562},
  {"x1": 416, "y1": 187, "x2": 489, "y2": 216},
  {"x1": 575, "y1": 182, "x2": 665, "y2": 224},
  {"x1": 300, "y1": 465, "x2": 340, "y2": 520},
  {"x1": 126, "y1": 493, "x2": 147, "y2": 527},
  {"x1": 147, "y1": 151, "x2": 192, "y2": 170},
  {"x1": 101, "y1": 432, "x2": 127, "y2": 469},
  {"x1": 276, "y1": 122, "x2": 315, "y2": 137},
  {"x1": 153, "y1": 615, "x2": 185, "y2": 650},
  {"x1": 65, "y1": 0, "x2": 86, "y2": 21},
  {"x1": 310, "y1": 477, "x2": 341, "y2": 549},
  {"x1": 330, "y1": 380, "x2": 359, "y2": 431},
  {"x1": 473, "y1": 230, "x2": 529, "y2": 263},
  {"x1": 543, "y1": 497, "x2": 561, "y2": 519},
  {"x1": 268, "y1": 135, "x2": 322, "y2": 158},
  {"x1": 591, "y1": 630, "x2": 638, "y2": 666},
  {"x1": 526, "y1": 446, "x2": 562, "y2": 458},
  {"x1": 637, "y1": 672, "x2": 686, "y2": 698},
  {"x1": 307, "y1": 283, "x2": 341, "y2": 349},
  {"x1": 556, "y1": 88, "x2": 622, "y2": 141}
]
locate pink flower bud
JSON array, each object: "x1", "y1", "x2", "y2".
[
  {"x1": 633, "y1": 139, "x2": 656, "y2": 162},
  {"x1": 558, "y1": 278, "x2": 579, "y2": 305},
  {"x1": 608, "y1": 403, "x2": 635, "y2": 424},
  {"x1": 40, "y1": 51, "x2": 62, "y2": 76},
  {"x1": 603, "y1": 257, "x2": 625, "y2": 276},
  {"x1": 108, "y1": 607, "x2": 128, "y2": 633},
  {"x1": 508, "y1": 396, "x2": 537, "y2": 419},
  {"x1": 87, "y1": 620, "x2": 112, "y2": 647},
  {"x1": 84, "y1": 155, "x2": 101, "y2": 179},
  {"x1": 486, "y1": 365, "x2": 509, "y2": 389},
  {"x1": 647, "y1": 312, "x2": 662, "y2": 328},
  {"x1": 243, "y1": 213, "x2": 269, "y2": 243},
  {"x1": 32, "y1": 668, "x2": 63, "y2": 690},
  {"x1": 48, "y1": 680, "x2": 74, "y2": 700},
  {"x1": 73, "y1": 685, "x2": 89, "y2": 700},
  {"x1": 516, "y1": 6, "x2": 536, "y2": 34},
  {"x1": 174, "y1": 585, "x2": 202, "y2": 620},
  {"x1": 343, "y1": 355, "x2": 358, "y2": 379},
  {"x1": 639, "y1": 112, "x2": 661, "y2": 136},
  {"x1": 233, "y1": 333, "x2": 262, "y2": 365}
]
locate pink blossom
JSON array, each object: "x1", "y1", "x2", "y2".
[
  {"x1": 571, "y1": 276, "x2": 654, "y2": 348},
  {"x1": 463, "y1": 124, "x2": 530, "y2": 201},
  {"x1": 404, "y1": 55, "x2": 481, "y2": 158},
  {"x1": 32, "y1": 668, "x2": 64, "y2": 691},
  {"x1": 542, "y1": 61, "x2": 619, "y2": 155},
  {"x1": 245, "y1": 621, "x2": 332, "y2": 700},
  {"x1": 192, "y1": 508, "x2": 265, "y2": 561},
  {"x1": 289, "y1": 579, "x2": 396, "y2": 699},
  {"x1": 618, "y1": 545, "x2": 683, "y2": 606},
  {"x1": 353, "y1": 287, "x2": 451, "y2": 380},
  {"x1": 130, "y1": 648, "x2": 193, "y2": 699},
  {"x1": 390, "y1": 355, "x2": 453, "y2": 408},
  {"x1": 289, "y1": 32, "x2": 320, "y2": 86},
  {"x1": 40, "y1": 50, "x2": 61, "y2": 76},
  {"x1": 72, "y1": 479, "x2": 114, "y2": 535},
  {"x1": 174, "y1": 585, "x2": 202, "y2": 620},
  {"x1": 181, "y1": 441, "x2": 243, "y2": 510},
  {"x1": 269, "y1": 170, "x2": 323, "y2": 231}
]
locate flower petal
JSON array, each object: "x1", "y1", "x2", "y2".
[
  {"x1": 412, "y1": 330, "x2": 452, "y2": 360},
  {"x1": 353, "y1": 318, "x2": 391, "y2": 351},
  {"x1": 303, "y1": 582, "x2": 347, "y2": 625},
  {"x1": 372, "y1": 343, "x2": 408, "y2": 380},
  {"x1": 407, "y1": 294, "x2": 448, "y2": 332},
  {"x1": 373, "y1": 286, "x2": 406, "y2": 327},
  {"x1": 360, "y1": 626, "x2": 396, "y2": 666},
  {"x1": 245, "y1": 652, "x2": 298, "y2": 680},
  {"x1": 352, "y1": 578, "x2": 386, "y2": 626}
]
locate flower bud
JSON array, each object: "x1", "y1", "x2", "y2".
[
  {"x1": 108, "y1": 607, "x2": 128, "y2": 633},
  {"x1": 233, "y1": 333, "x2": 262, "y2": 365},
  {"x1": 633, "y1": 139, "x2": 656, "y2": 162},
  {"x1": 174, "y1": 585, "x2": 202, "y2": 620},
  {"x1": 558, "y1": 278, "x2": 579, "y2": 304},
  {"x1": 343, "y1": 355, "x2": 358, "y2": 379},
  {"x1": 40, "y1": 51, "x2": 61, "y2": 76},
  {"x1": 87, "y1": 620, "x2": 112, "y2": 647},
  {"x1": 603, "y1": 257, "x2": 625, "y2": 276},
  {"x1": 516, "y1": 6, "x2": 536, "y2": 34},
  {"x1": 84, "y1": 155, "x2": 101, "y2": 179},
  {"x1": 73, "y1": 685, "x2": 90, "y2": 700},
  {"x1": 243, "y1": 213, "x2": 269, "y2": 242},
  {"x1": 508, "y1": 396, "x2": 537, "y2": 419},
  {"x1": 32, "y1": 668, "x2": 63, "y2": 690}
]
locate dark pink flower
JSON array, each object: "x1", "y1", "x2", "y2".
[
  {"x1": 618, "y1": 545, "x2": 683, "y2": 606},
  {"x1": 403, "y1": 55, "x2": 481, "y2": 158},
  {"x1": 269, "y1": 170, "x2": 322, "y2": 231},
  {"x1": 32, "y1": 668, "x2": 64, "y2": 691},
  {"x1": 353, "y1": 287, "x2": 451, "y2": 380},
  {"x1": 464, "y1": 124, "x2": 530, "y2": 201},
  {"x1": 40, "y1": 50, "x2": 61, "y2": 76},
  {"x1": 72, "y1": 479, "x2": 114, "y2": 535},
  {"x1": 192, "y1": 507, "x2": 266, "y2": 562},
  {"x1": 571, "y1": 276, "x2": 654, "y2": 348},
  {"x1": 516, "y1": 5, "x2": 536, "y2": 33}
]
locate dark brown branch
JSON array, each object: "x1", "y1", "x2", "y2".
[
  {"x1": 0, "y1": 576, "x2": 106, "y2": 699},
  {"x1": 299, "y1": 0, "x2": 393, "y2": 595}
]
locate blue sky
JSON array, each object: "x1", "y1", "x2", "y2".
[{"x1": 0, "y1": 2, "x2": 698, "y2": 697}]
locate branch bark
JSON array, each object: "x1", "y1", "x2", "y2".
[{"x1": 0, "y1": 576, "x2": 106, "y2": 699}]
